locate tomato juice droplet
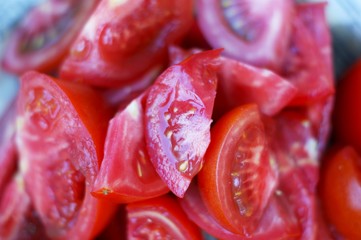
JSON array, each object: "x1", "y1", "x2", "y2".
[{"x1": 71, "y1": 38, "x2": 92, "y2": 61}]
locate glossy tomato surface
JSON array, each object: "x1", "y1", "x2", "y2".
[
  {"x1": 145, "y1": 49, "x2": 220, "y2": 197},
  {"x1": 1, "y1": 0, "x2": 99, "y2": 74},
  {"x1": 333, "y1": 60, "x2": 361, "y2": 153},
  {"x1": 92, "y1": 93, "x2": 169, "y2": 203},
  {"x1": 16, "y1": 71, "x2": 116, "y2": 239},
  {"x1": 198, "y1": 104, "x2": 279, "y2": 236},
  {"x1": 60, "y1": 0, "x2": 193, "y2": 87},
  {"x1": 196, "y1": 0, "x2": 293, "y2": 71},
  {"x1": 319, "y1": 146, "x2": 361, "y2": 240},
  {"x1": 127, "y1": 195, "x2": 202, "y2": 240}
]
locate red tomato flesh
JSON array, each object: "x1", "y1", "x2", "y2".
[
  {"x1": 127, "y1": 195, "x2": 203, "y2": 240},
  {"x1": 16, "y1": 71, "x2": 116, "y2": 239},
  {"x1": 92, "y1": 93, "x2": 169, "y2": 203},
  {"x1": 145, "y1": 49, "x2": 220, "y2": 197},
  {"x1": 198, "y1": 104, "x2": 278, "y2": 236}
]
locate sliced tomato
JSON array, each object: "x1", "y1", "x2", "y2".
[
  {"x1": 272, "y1": 110, "x2": 320, "y2": 193},
  {"x1": 319, "y1": 146, "x2": 361, "y2": 240},
  {"x1": 60, "y1": 0, "x2": 193, "y2": 87},
  {"x1": 92, "y1": 93, "x2": 169, "y2": 203},
  {"x1": 127, "y1": 195, "x2": 202, "y2": 239},
  {"x1": 196, "y1": 0, "x2": 293, "y2": 71},
  {"x1": 268, "y1": 112, "x2": 332, "y2": 239},
  {"x1": 215, "y1": 56, "x2": 297, "y2": 118},
  {"x1": 198, "y1": 104, "x2": 278, "y2": 236},
  {"x1": 282, "y1": 6, "x2": 334, "y2": 106},
  {"x1": 145, "y1": 49, "x2": 220, "y2": 197},
  {"x1": 16, "y1": 71, "x2": 116, "y2": 239},
  {"x1": 333, "y1": 59, "x2": 361, "y2": 153},
  {"x1": 1, "y1": 0, "x2": 99, "y2": 74},
  {"x1": 168, "y1": 46, "x2": 298, "y2": 118}
]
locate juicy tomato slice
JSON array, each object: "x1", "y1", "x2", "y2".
[
  {"x1": 215, "y1": 56, "x2": 297, "y2": 118},
  {"x1": 126, "y1": 195, "x2": 203, "y2": 240},
  {"x1": 272, "y1": 110, "x2": 320, "y2": 193},
  {"x1": 145, "y1": 49, "x2": 220, "y2": 197},
  {"x1": 60, "y1": 0, "x2": 193, "y2": 87},
  {"x1": 268, "y1": 112, "x2": 332, "y2": 240},
  {"x1": 282, "y1": 6, "x2": 334, "y2": 106},
  {"x1": 333, "y1": 59, "x2": 361, "y2": 153},
  {"x1": 319, "y1": 146, "x2": 361, "y2": 240},
  {"x1": 16, "y1": 71, "x2": 116, "y2": 239},
  {"x1": 196, "y1": 0, "x2": 293, "y2": 71},
  {"x1": 92, "y1": 93, "x2": 169, "y2": 203},
  {"x1": 1, "y1": 0, "x2": 99, "y2": 74},
  {"x1": 198, "y1": 104, "x2": 278, "y2": 236}
]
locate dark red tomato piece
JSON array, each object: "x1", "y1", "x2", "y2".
[
  {"x1": 1, "y1": 0, "x2": 99, "y2": 74},
  {"x1": 319, "y1": 146, "x2": 361, "y2": 240},
  {"x1": 196, "y1": 0, "x2": 293, "y2": 71},
  {"x1": 16, "y1": 71, "x2": 116, "y2": 239},
  {"x1": 96, "y1": 206, "x2": 127, "y2": 240},
  {"x1": 215, "y1": 56, "x2": 297, "y2": 118},
  {"x1": 145, "y1": 49, "x2": 220, "y2": 197},
  {"x1": 198, "y1": 104, "x2": 278, "y2": 236},
  {"x1": 127, "y1": 195, "x2": 202, "y2": 240},
  {"x1": 333, "y1": 60, "x2": 361, "y2": 153},
  {"x1": 60, "y1": 0, "x2": 193, "y2": 88},
  {"x1": 92, "y1": 93, "x2": 169, "y2": 203},
  {"x1": 282, "y1": 7, "x2": 334, "y2": 106}
]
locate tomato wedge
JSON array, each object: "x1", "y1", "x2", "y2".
[
  {"x1": 92, "y1": 93, "x2": 169, "y2": 203},
  {"x1": 196, "y1": 0, "x2": 293, "y2": 71},
  {"x1": 216, "y1": 56, "x2": 297, "y2": 117},
  {"x1": 16, "y1": 71, "x2": 116, "y2": 239},
  {"x1": 198, "y1": 104, "x2": 278, "y2": 236},
  {"x1": 282, "y1": 5, "x2": 334, "y2": 106},
  {"x1": 269, "y1": 111, "x2": 332, "y2": 239},
  {"x1": 60, "y1": 0, "x2": 193, "y2": 87},
  {"x1": 1, "y1": 0, "x2": 99, "y2": 74},
  {"x1": 126, "y1": 195, "x2": 202, "y2": 239},
  {"x1": 145, "y1": 49, "x2": 220, "y2": 197},
  {"x1": 319, "y1": 146, "x2": 361, "y2": 240}
]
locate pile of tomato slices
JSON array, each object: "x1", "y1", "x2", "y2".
[{"x1": 0, "y1": 0, "x2": 341, "y2": 239}]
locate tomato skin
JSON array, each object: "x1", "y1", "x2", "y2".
[
  {"x1": 60, "y1": 0, "x2": 194, "y2": 87},
  {"x1": 92, "y1": 93, "x2": 169, "y2": 203},
  {"x1": 319, "y1": 146, "x2": 361, "y2": 240},
  {"x1": 198, "y1": 104, "x2": 278, "y2": 236},
  {"x1": 16, "y1": 71, "x2": 116, "y2": 239},
  {"x1": 196, "y1": 0, "x2": 294, "y2": 71},
  {"x1": 126, "y1": 195, "x2": 203, "y2": 240},
  {"x1": 145, "y1": 49, "x2": 220, "y2": 198},
  {"x1": 1, "y1": 0, "x2": 99, "y2": 74},
  {"x1": 333, "y1": 60, "x2": 361, "y2": 153}
]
